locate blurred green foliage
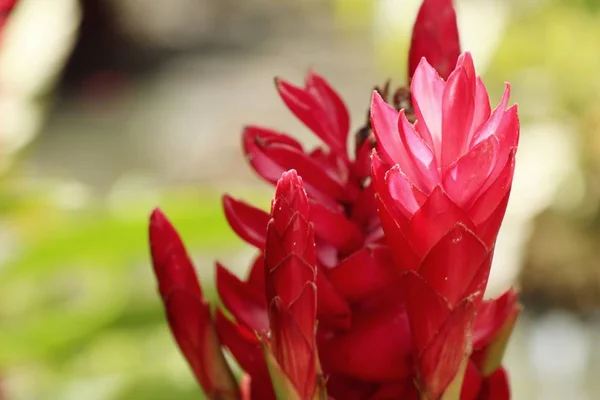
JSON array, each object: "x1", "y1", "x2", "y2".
[{"x1": 0, "y1": 183, "x2": 269, "y2": 399}]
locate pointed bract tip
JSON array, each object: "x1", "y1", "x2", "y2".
[
  {"x1": 149, "y1": 207, "x2": 166, "y2": 225},
  {"x1": 275, "y1": 169, "x2": 303, "y2": 196}
]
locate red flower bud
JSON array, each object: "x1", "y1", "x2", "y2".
[{"x1": 149, "y1": 209, "x2": 240, "y2": 400}]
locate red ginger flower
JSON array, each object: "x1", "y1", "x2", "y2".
[
  {"x1": 370, "y1": 52, "x2": 519, "y2": 398},
  {"x1": 148, "y1": 0, "x2": 520, "y2": 398}
]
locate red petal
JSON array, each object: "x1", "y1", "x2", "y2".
[
  {"x1": 418, "y1": 298, "x2": 476, "y2": 399},
  {"x1": 149, "y1": 208, "x2": 203, "y2": 299},
  {"x1": 315, "y1": 267, "x2": 352, "y2": 330},
  {"x1": 473, "y1": 289, "x2": 519, "y2": 350},
  {"x1": 418, "y1": 224, "x2": 490, "y2": 305},
  {"x1": 325, "y1": 375, "x2": 379, "y2": 400},
  {"x1": 243, "y1": 127, "x2": 346, "y2": 208},
  {"x1": 441, "y1": 65, "x2": 475, "y2": 173},
  {"x1": 460, "y1": 361, "x2": 483, "y2": 400},
  {"x1": 216, "y1": 262, "x2": 268, "y2": 332},
  {"x1": 408, "y1": 0, "x2": 460, "y2": 81},
  {"x1": 326, "y1": 245, "x2": 398, "y2": 304},
  {"x1": 315, "y1": 238, "x2": 339, "y2": 269},
  {"x1": 215, "y1": 310, "x2": 275, "y2": 400},
  {"x1": 407, "y1": 186, "x2": 475, "y2": 258},
  {"x1": 370, "y1": 382, "x2": 419, "y2": 400},
  {"x1": 481, "y1": 368, "x2": 510, "y2": 400},
  {"x1": 276, "y1": 76, "x2": 348, "y2": 156},
  {"x1": 353, "y1": 137, "x2": 375, "y2": 182},
  {"x1": 350, "y1": 182, "x2": 379, "y2": 231},
  {"x1": 403, "y1": 271, "x2": 451, "y2": 352},
  {"x1": 265, "y1": 171, "x2": 316, "y2": 307},
  {"x1": 319, "y1": 304, "x2": 412, "y2": 381},
  {"x1": 242, "y1": 126, "x2": 303, "y2": 184},
  {"x1": 246, "y1": 253, "x2": 266, "y2": 294},
  {"x1": 306, "y1": 71, "x2": 351, "y2": 152},
  {"x1": 475, "y1": 190, "x2": 511, "y2": 248},
  {"x1": 309, "y1": 200, "x2": 363, "y2": 254},
  {"x1": 222, "y1": 195, "x2": 269, "y2": 249},
  {"x1": 165, "y1": 291, "x2": 240, "y2": 398},
  {"x1": 268, "y1": 292, "x2": 318, "y2": 398}
]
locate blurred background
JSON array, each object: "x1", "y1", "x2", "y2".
[{"x1": 0, "y1": 0, "x2": 599, "y2": 398}]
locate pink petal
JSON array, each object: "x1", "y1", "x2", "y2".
[
  {"x1": 216, "y1": 262, "x2": 268, "y2": 332},
  {"x1": 455, "y1": 53, "x2": 476, "y2": 86},
  {"x1": 411, "y1": 57, "x2": 445, "y2": 153},
  {"x1": 386, "y1": 165, "x2": 427, "y2": 219},
  {"x1": 443, "y1": 136, "x2": 499, "y2": 209},
  {"x1": 397, "y1": 109, "x2": 440, "y2": 193},
  {"x1": 222, "y1": 195, "x2": 269, "y2": 249},
  {"x1": 408, "y1": 0, "x2": 461, "y2": 81},
  {"x1": 471, "y1": 77, "x2": 492, "y2": 141},
  {"x1": 441, "y1": 65, "x2": 475, "y2": 172},
  {"x1": 370, "y1": 91, "x2": 406, "y2": 167},
  {"x1": 480, "y1": 105, "x2": 519, "y2": 194},
  {"x1": 418, "y1": 224, "x2": 490, "y2": 305},
  {"x1": 469, "y1": 150, "x2": 516, "y2": 226},
  {"x1": 371, "y1": 152, "x2": 413, "y2": 227},
  {"x1": 470, "y1": 84, "x2": 511, "y2": 147}
]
